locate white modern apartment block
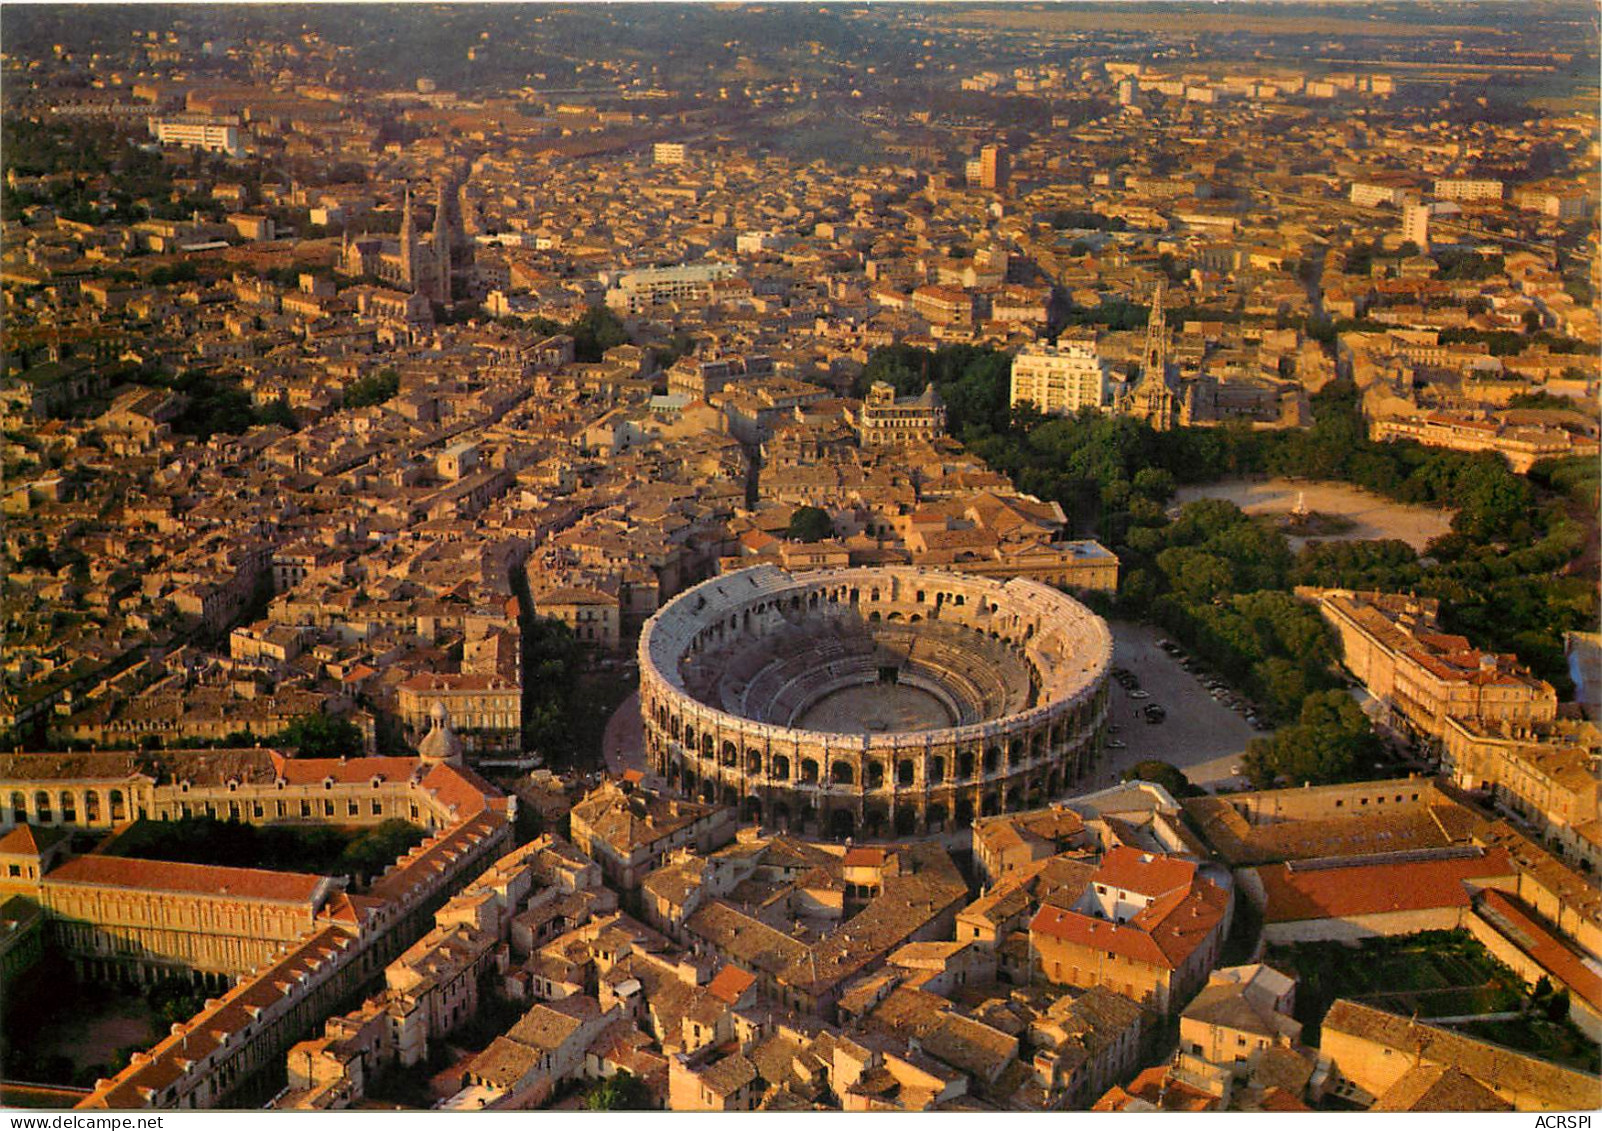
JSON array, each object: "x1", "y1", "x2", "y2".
[
  {"x1": 653, "y1": 142, "x2": 687, "y2": 166},
  {"x1": 148, "y1": 116, "x2": 243, "y2": 157},
  {"x1": 603, "y1": 262, "x2": 738, "y2": 314},
  {"x1": 1010, "y1": 340, "x2": 1107, "y2": 416},
  {"x1": 1433, "y1": 178, "x2": 1503, "y2": 203}
]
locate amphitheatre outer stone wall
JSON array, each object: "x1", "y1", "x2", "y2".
[{"x1": 638, "y1": 565, "x2": 1113, "y2": 840}]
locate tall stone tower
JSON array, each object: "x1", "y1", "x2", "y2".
[
  {"x1": 432, "y1": 180, "x2": 452, "y2": 305},
  {"x1": 1122, "y1": 281, "x2": 1179, "y2": 431},
  {"x1": 399, "y1": 183, "x2": 418, "y2": 292}
]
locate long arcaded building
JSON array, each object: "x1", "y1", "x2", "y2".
[{"x1": 638, "y1": 566, "x2": 1113, "y2": 840}]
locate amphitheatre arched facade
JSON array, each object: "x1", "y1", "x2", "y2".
[{"x1": 638, "y1": 565, "x2": 1114, "y2": 840}]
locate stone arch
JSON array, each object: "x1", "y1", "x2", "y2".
[
  {"x1": 742, "y1": 797, "x2": 762, "y2": 824},
  {"x1": 957, "y1": 750, "x2": 975, "y2": 780},
  {"x1": 722, "y1": 785, "x2": 738, "y2": 808},
  {"x1": 701, "y1": 734, "x2": 715, "y2": 758},
  {"x1": 746, "y1": 748, "x2": 762, "y2": 774},
  {"x1": 867, "y1": 761, "x2": 885, "y2": 789},
  {"x1": 770, "y1": 802, "x2": 791, "y2": 829},
  {"x1": 1008, "y1": 739, "x2": 1024, "y2": 768},
  {"x1": 927, "y1": 802, "x2": 948, "y2": 831},
  {"x1": 831, "y1": 760, "x2": 855, "y2": 786},
  {"x1": 929, "y1": 755, "x2": 946, "y2": 784},
  {"x1": 721, "y1": 741, "x2": 738, "y2": 767},
  {"x1": 772, "y1": 754, "x2": 791, "y2": 781},
  {"x1": 699, "y1": 781, "x2": 717, "y2": 803},
  {"x1": 984, "y1": 746, "x2": 1001, "y2": 774},
  {"x1": 954, "y1": 797, "x2": 975, "y2": 825},
  {"x1": 894, "y1": 808, "x2": 918, "y2": 837},
  {"x1": 829, "y1": 809, "x2": 855, "y2": 840},
  {"x1": 58, "y1": 791, "x2": 76, "y2": 822},
  {"x1": 897, "y1": 759, "x2": 915, "y2": 787},
  {"x1": 800, "y1": 758, "x2": 819, "y2": 784},
  {"x1": 981, "y1": 792, "x2": 1000, "y2": 817},
  {"x1": 863, "y1": 805, "x2": 888, "y2": 836},
  {"x1": 1005, "y1": 786, "x2": 1023, "y2": 811}
]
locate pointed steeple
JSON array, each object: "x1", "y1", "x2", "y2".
[
  {"x1": 432, "y1": 179, "x2": 451, "y2": 305},
  {"x1": 400, "y1": 182, "x2": 416, "y2": 290}
]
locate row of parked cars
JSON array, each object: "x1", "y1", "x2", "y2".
[
  {"x1": 1110, "y1": 665, "x2": 1168, "y2": 729},
  {"x1": 1157, "y1": 639, "x2": 1273, "y2": 732}
]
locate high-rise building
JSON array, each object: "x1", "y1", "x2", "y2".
[
  {"x1": 1010, "y1": 340, "x2": 1106, "y2": 416},
  {"x1": 1401, "y1": 200, "x2": 1431, "y2": 252},
  {"x1": 979, "y1": 144, "x2": 1009, "y2": 190}
]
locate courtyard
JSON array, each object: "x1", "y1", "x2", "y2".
[{"x1": 1172, "y1": 477, "x2": 1453, "y2": 552}]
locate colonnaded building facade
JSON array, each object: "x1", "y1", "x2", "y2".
[{"x1": 638, "y1": 565, "x2": 1113, "y2": 840}]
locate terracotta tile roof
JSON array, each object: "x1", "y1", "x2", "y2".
[
  {"x1": 80, "y1": 927, "x2": 355, "y2": 1109},
  {"x1": 1372, "y1": 1064, "x2": 1512, "y2": 1112},
  {"x1": 48, "y1": 855, "x2": 329, "y2": 904},
  {"x1": 706, "y1": 964, "x2": 756, "y2": 1005},
  {"x1": 1324, "y1": 1000, "x2": 1601, "y2": 1111},
  {"x1": 1030, "y1": 905, "x2": 1168, "y2": 967},
  {"x1": 1257, "y1": 847, "x2": 1514, "y2": 923},
  {"x1": 418, "y1": 762, "x2": 506, "y2": 818},
  {"x1": 1091, "y1": 846, "x2": 1196, "y2": 897},
  {"x1": 1476, "y1": 888, "x2": 1602, "y2": 1011},
  {"x1": 272, "y1": 755, "x2": 420, "y2": 785},
  {"x1": 0, "y1": 823, "x2": 69, "y2": 855}
]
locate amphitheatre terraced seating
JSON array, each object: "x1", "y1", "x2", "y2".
[{"x1": 639, "y1": 566, "x2": 1114, "y2": 840}]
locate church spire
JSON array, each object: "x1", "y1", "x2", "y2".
[
  {"x1": 400, "y1": 182, "x2": 417, "y2": 290},
  {"x1": 432, "y1": 179, "x2": 451, "y2": 305}
]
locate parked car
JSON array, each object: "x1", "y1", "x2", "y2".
[
  {"x1": 1107, "y1": 740, "x2": 1127, "y2": 750},
  {"x1": 1129, "y1": 690, "x2": 1151, "y2": 700}
]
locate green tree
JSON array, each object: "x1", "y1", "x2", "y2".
[
  {"x1": 278, "y1": 712, "x2": 364, "y2": 757},
  {"x1": 582, "y1": 1071, "x2": 652, "y2": 1111},
  {"x1": 339, "y1": 819, "x2": 426, "y2": 877},
  {"x1": 1120, "y1": 760, "x2": 1202, "y2": 798},
  {"x1": 1242, "y1": 691, "x2": 1379, "y2": 788},
  {"x1": 345, "y1": 368, "x2": 400, "y2": 408},
  {"x1": 786, "y1": 505, "x2": 834, "y2": 542}
]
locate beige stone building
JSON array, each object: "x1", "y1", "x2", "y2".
[
  {"x1": 1304, "y1": 589, "x2": 1558, "y2": 741},
  {"x1": 535, "y1": 586, "x2": 621, "y2": 651},
  {"x1": 397, "y1": 674, "x2": 522, "y2": 755},
  {"x1": 1321, "y1": 999, "x2": 1601, "y2": 1111},
  {"x1": 1028, "y1": 848, "x2": 1230, "y2": 1014}
]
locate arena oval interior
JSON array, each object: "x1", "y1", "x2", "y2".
[{"x1": 638, "y1": 565, "x2": 1114, "y2": 840}]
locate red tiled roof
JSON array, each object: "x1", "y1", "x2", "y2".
[
  {"x1": 842, "y1": 847, "x2": 887, "y2": 868},
  {"x1": 272, "y1": 754, "x2": 419, "y2": 785},
  {"x1": 48, "y1": 855, "x2": 328, "y2": 904},
  {"x1": 706, "y1": 964, "x2": 756, "y2": 1004},
  {"x1": 1258, "y1": 848, "x2": 1514, "y2": 924},
  {"x1": 1030, "y1": 905, "x2": 1168, "y2": 967},
  {"x1": 420, "y1": 762, "x2": 505, "y2": 818},
  {"x1": 398, "y1": 672, "x2": 516, "y2": 692},
  {"x1": 0, "y1": 823, "x2": 67, "y2": 855},
  {"x1": 1478, "y1": 888, "x2": 1602, "y2": 1011},
  {"x1": 1092, "y1": 846, "x2": 1196, "y2": 898}
]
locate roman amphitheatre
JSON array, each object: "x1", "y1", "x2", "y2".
[{"x1": 638, "y1": 565, "x2": 1113, "y2": 841}]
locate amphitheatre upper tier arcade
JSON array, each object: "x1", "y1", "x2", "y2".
[{"x1": 638, "y1": 565, "x2": 1114, "y2": 841}]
